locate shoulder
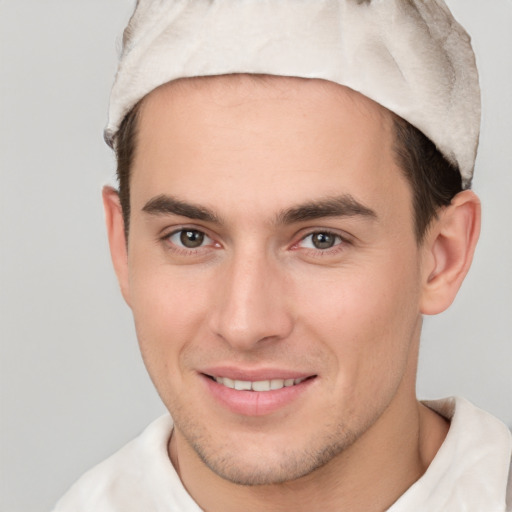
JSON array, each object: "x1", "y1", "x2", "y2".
[
  {"x1": 507, "y1": 458, "x2": 512, "y2": 512},
  {"x1": 432, "y1": 397, "x2": 512, "y2": 512},
  {"x1": 392, "y1": 397, "x2": 512, "y2": 512},
  {"x1": 52, "y1": 415, "x2": 196, "y2": 512}
]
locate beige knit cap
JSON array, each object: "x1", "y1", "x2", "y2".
[{"x1": 105, "y1": 0, "x2": 480, "y2": 186}]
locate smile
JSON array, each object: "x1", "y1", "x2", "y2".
[
  {"x1": 202, "y1": 372, "x2": 317, "y2": 415},
  {"x1": 211, "y1": 376, "x2": 308, "y2": 392}
]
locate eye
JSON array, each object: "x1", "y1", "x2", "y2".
[
  {"x1": 167, "y1": 229, "x2": 213, "y2": 249},
  {"x1": 298, "y1": 231, "x2": 343, "y2": 250}
]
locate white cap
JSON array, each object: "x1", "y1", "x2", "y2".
[{"x1": 105, "y1": 0, "x2": 480, "y2": 186}]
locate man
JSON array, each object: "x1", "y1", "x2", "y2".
[{"x1": 53, "y1": 1, "x2": 512, "y2": 511}]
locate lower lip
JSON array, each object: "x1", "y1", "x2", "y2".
[{"x1": 201, "y1": 375, "x2": 315, "y2": 416}]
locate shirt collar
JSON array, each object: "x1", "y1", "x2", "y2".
[{"x1": 389, "y1": 397, "x2": 512, "y2": 512}]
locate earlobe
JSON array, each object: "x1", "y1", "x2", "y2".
[
  {"x1": 420, "y1": 190, "x2": 481, "y2": 315},
  {"x1": 102, "y1": 186, "x2": 131, "y2": 306}
]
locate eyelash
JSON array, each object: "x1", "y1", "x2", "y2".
[
  {"x1": 160, "y1": 228, "x2": 349, "y2": 257},
  {"x1": 160, "y1": 228, "x2": 219, "y2": 255},
  {"x1": 293, "y1": 230, "x2": 348, "y2": 257}
]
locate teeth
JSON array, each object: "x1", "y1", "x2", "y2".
[
  {"x1": 223, "y1": 377, "x2": 235, "y2": 389},
  {"x1": 252, "y1": 380, "x2": 271, "y2": 392},
  {"x1": 234, "y1": 380, "x2": 252, "y2": 391},
  {"x1": 270, "y1": 379, "x2": 284, "y2": 390},
  {"x1": 214, "y1": 376, "x2": 308, "y2": 391}
]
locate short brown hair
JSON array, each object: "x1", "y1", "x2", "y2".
[
  {"x1": 392, "y1": 115, "x2": 464, "y2": 241},
  {"x1": 114, "y1": 95, "x2": 464, "y2": 243}
]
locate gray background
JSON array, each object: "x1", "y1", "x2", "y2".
[{"x1": 1, "y1": 1, "x2": 511, "y2": 511}]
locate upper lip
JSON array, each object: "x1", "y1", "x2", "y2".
[{"x1": 199, "y1": 366, "x2": 315, "y2": 382}]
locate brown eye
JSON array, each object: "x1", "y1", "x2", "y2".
[
  {"x1": 166, "y1": 228, "x2": 216, "y2": 253},
  {"x1": 311, "y1": 232, "x2": 337, "y2": 249},
  {"x1": 179, "y1": 229, "x2": 205, "y2": 248}
]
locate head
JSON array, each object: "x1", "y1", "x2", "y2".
[
  {"x1": 103, "y1": 74, "x2": 480, "y2": 485},
  {"x1": 108, "y1": 0, "x2": 480, "y2": 246}
]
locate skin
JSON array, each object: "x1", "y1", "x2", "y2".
[{"x1": 103, "y1": 75, "x2": 480, "y2": 512}]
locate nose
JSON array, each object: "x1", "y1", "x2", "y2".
[{"x1": 209, "y1": 249, "x2": 294, "y2": 351}]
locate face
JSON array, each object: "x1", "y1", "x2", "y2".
[{"x1": 121, "y1": 76, "x2": 427, "y2": 485}]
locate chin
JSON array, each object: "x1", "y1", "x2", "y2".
[{"x1": 187, "y1": 425, "x2": 357, "y2": 486}]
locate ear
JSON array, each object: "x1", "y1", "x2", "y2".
[
  {"x1": 420, "y1": 190, "x2": 481, "y2": 315},
  {"x1": 102, "y1": 186, "x2": 131, "y2": 306}
]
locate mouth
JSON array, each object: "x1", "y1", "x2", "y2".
[
  {"x1": 200, "y1": 369, "x2": 317, "y2": 416},
  {"x1": 204, "y1": 374, "x2": 313, "y2": 392}
]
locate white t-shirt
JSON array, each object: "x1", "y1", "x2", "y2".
[{"x1": 53, "y1": 397, "x2": 512, "y2": 511}]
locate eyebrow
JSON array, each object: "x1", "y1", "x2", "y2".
[
  {"x1": 142, "y1": 194, "x2": 377, "y2": 225},
  {"x1": 276, "y1": 195, "x2": 377, "y2": 224},
  {"x1": 142, "y1": 195, "x2": 221, "y2": 223}
]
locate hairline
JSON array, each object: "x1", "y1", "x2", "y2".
[{"x1": 114, "y1": 75, "x2": 462, "y2": 244}]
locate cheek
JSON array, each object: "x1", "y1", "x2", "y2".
[
  {"x1": 295, "y1": 253, "x2": 421, "y2": 392},
  {"x1": 127, "y1": 260, "x2": 213, "y2": 376}
]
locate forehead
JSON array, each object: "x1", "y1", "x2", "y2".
[
  {"x1": 139, "y1": 74, "x2": 390, "y2": 133},
  {"x1": 130, "y1": 74, "x2": 411, "y2": 226}
]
